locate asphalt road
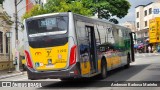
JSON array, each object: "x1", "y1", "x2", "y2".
[{"x1": 1, "y1": 54, "x2": 160, "y2": 90}]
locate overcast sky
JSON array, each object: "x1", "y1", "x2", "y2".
[{"x1": 119, "y1": 0, "x2": 153, "y2": 24}]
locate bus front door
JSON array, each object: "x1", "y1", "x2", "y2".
[
  {"x1": 85, "y1": 26, "x2": 98, "y2": 74},
  {"x1": 129, "y1": 32, "x2": 135, "y2": 62}
]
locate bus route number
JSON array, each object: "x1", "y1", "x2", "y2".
[{"x1": 57, "y1": 49, "x2": 67, "y2": 53}]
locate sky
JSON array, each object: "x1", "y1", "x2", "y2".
[{"x1": 119, "y1": 0, "x2": 153, "y2": 24}]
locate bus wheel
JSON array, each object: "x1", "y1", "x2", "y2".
[
  {"x1": 124, "y1": 54, "x2": 130, "y2": 69},
  {"x1": 99, "y1": 60, "x2": 107, "y2": 79}
]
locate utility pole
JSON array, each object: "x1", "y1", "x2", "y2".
[
  {"x1": 14, "y1": 0, "x2": 32, "y2": 72},
  {"x1": 14, "y1": 0, "x2": 22, "y2": 72},
  {"x1": 15, "y1": 0, "x2": 18, "y2": 40}
]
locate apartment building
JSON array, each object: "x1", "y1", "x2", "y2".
[
  {"x1": 135, "y1": 2, "x2": 160, "y2": 44},
  {"x1": 122, "y1": 21, "x2": 136, "y2": 32}
]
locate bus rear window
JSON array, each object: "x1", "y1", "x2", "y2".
[{"x1": 26, "y1": 16, "x2": 68, "y2": 37}]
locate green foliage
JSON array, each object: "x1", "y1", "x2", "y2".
[
  {"x1": 22, "y1": 5, "x2": 47, "y2": 20},
  {"x1": 22, "y1": 0, "x2": 130, "y2": 24},
  {"x1": 45, "y1": 0, "x2": 92, "y2": 16},
  {"x1": 68, "y1": 0, "x2": 131, "y2": 24},
  {"x1": 22, "y1": 0, "x2": 92, "y2": 20},
  {"x1": 0, "y1": 0, "x2": 4, "y2": 4}
]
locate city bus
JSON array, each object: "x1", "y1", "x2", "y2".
[{"x1": 23, "y1": 12, "x2": 135, "y2": 80}]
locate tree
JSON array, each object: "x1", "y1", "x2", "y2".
[
  {"x1": 22, "y1": 0, "x2": 92, "y2": 20},
  {"x1": 22, "y1": 5, "x2": 47, "y2": 20},
  {"x1": 22, "y1": 0, "x2": 130, "y2": 24},
  {"x1": 0, "y1": 0, "x2": 4, "y2": 4},
  {"x1": 69, "y1": 0, "x2": 131, "y2": 24},
  {"x1": 45, "y1": 0, "x2": 92, "y2": 15}
]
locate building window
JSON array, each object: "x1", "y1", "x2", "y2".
[
  {"x1": 145, "y1": 21, "x2": 147, "y2": 27},
  {"x1": 137, "y1": 12, "x2": 139, "y2": 18},
  {"x1": 144, "y1": 10, "x2": 147, "y2": 16},
  {"x1": 6, "y1": 36, "x2": 8, "y2": 53},
  {"x1": 137, "y1": 22, "x2": 139, "y2": 28},
  {"x1": 149, "y1": 8, "x2": 152, "y2": 14},
  {"x1": 0, "y1": 31, "x2": 3, "y2": 53}
]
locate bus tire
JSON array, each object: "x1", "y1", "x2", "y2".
[
  {"x1": 99, "y1": 59, "x2": 107, "y2": 79},
  {"x1": 124, "y1": 53, "x2": 130, "y2": 69}
]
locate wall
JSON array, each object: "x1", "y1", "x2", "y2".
[
  {"x1": 3, "y1": 0, "x2": 27, "y2": 58},
  {"x1": 0, "y1": 3, "x2": 13, "y2": 70},
  {"x1": 135, "y1": 6, "x2": 144, "y2": 31}
]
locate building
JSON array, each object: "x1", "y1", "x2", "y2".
[
  {"x1": 0, "y1": 0, "x2": 46, "y2": 70},
  {"x1": 0, "y1": 4, "x2": 13, "y2": 70},
  {"x1": 122, "y1": 21, "x2": 136, "y2": 32},
  {"x1": 135, "y1": 1, "x2": 160, "y2": 53},
  {"x1": 135, "y1": 2, "x2": 160, "y2": 44}
]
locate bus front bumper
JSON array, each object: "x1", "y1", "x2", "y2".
[{"x1": 26, "y1": 64, "x2": 81, "y2": 80}]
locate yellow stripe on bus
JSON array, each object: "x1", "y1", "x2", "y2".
[{"x1": 81, "y1": 61, "x2": 91, "y2": 75}]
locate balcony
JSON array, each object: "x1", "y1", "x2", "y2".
[{"x1": 0, "y1": 4, "x2": 13, "y2": 25}]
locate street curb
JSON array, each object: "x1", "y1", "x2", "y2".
[{"x1": 0, "y1": 72, "x2": 23, "y2": 80}]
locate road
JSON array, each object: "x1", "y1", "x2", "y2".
[{"x1": 0, "y1": 53, "x2": 160, "y2": 90}]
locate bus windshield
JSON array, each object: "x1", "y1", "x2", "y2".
[{"x1": 26, "y1": 16, "x2": 68, "y2": 37}]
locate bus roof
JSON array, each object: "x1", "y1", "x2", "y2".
[
  {"x1": 73, "y1": 13, "x2": 131, "y2": 31},
  {"x1": 26, "y1": 12, "x2": 68, "y2": 20},
  {"x1": 26, "y1": 12, "x2": 131, "y2": 31}
]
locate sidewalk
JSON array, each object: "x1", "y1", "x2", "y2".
[
  {"x1": 0, "y1": 68, "x2": 24, "y2": 80},
  {"x1": 135, "y1": 53, "x2": 160, "y2": 57}
]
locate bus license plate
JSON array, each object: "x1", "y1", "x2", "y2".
[{"x1": 46, "y1": 65, "x2": 54, "y2": 68}]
